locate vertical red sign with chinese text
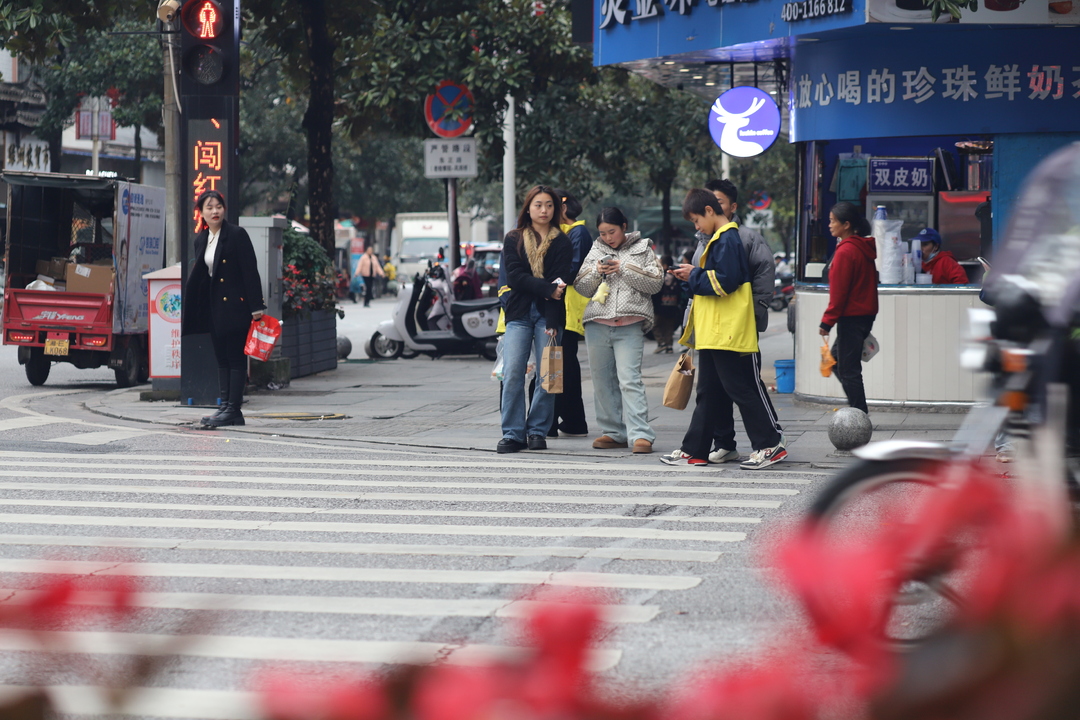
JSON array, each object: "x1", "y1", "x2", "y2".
[{"x1": 186, "y1": 117, "x2": 229, "y2": 225}]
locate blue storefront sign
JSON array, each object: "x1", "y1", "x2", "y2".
[
  {"x1": 867, "y1": 158, "x2": 934, "y2": 194},
  {"x1": 789, "y1": 26, "x2": 1080, "y2": 142},
  {"x1": 594, "y1": 0, "x2": 865, "y2": 66}
]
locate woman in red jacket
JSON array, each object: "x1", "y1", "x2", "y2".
[
  {"x1": 819, "y1": 202, "x2": 878, "y2": 414},
  {"x1": 916, "y1": 228, "x2": 969, "y2": 284}
]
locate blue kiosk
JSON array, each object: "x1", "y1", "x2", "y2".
[{"x1": 593, "y1": 0, "x2": 1080, "y2": 406}]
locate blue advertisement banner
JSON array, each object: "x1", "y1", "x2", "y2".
[
  {"x1": 789, "y1": 26, "x2": 1080, "y2": 142},
  {"x1": 594, "y1": 0, "x2": 865, "y2": 66},
  {"x1": 867, "y1": 158, "x2": 934, "y2": 193}
]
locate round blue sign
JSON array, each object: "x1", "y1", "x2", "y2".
[
  {"x1": 425, "y1": 81, "x2": 474, "y2": 139},
  {"x1": 708, "y1": 87, "x2": 781, "y2": 158}
]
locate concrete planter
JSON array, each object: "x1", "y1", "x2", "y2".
[{"x1": 280, "y1": 309, "x2": 338, "y2": 379}]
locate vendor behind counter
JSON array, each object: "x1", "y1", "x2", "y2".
[{"x1": 915, "y1": 228, "x2": 969, "y2": 285}]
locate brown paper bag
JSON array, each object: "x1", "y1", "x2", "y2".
[
  {"x1": 540, "y1": 337, "x2": 564, "y2": 394},
  {"x1": 820, "y1": 340, "x2": 837, "y2": 377},
  {"x1": 663, "y1": 352, "x2": 695, "y2": 410}
]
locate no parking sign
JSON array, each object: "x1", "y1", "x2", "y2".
[{"x1": 424, "y1": 81, "x2": 475, "y2": 138}]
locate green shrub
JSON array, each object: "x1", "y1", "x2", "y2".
[{"x1": 281, "y1": 226, "x2": 340, "y2": 318}]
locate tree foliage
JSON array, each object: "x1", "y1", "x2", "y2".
[
  {"x1": 511, "y1": 68, "x2": 712, "y2": 250},
  {"x1": 0, "y1": 0, "x2": 151, "y2": 63},
  {"x1": 333, "y1": 135, "x2": 446, "y2": 219},
  {"x1": 691, "y1": 136, "x2": 798, "y2": 252},
  {"x1": 29, "y1": 17, "x2": 162, "y2": 174},
  {"x1": 241, "y1": 0, "x2": 591, "y2": 252},
  {"x1": 2, "y1": 1, "x2": 796, "y2": 255},
  {"x1": 238, "y1": 33, "x2": 308, "y2": 213}
]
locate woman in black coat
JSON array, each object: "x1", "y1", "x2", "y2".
[{"x1": 182, "y1": 190, "x2": 266, "y2": 426}]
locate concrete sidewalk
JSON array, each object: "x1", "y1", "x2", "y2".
[{"x1": 80, "y1": 341, "x2": 970, "y2": 469}]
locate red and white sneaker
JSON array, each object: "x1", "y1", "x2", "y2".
[
  {"x1": 659, "y1": 449, "x2": 708, "y2": 466},
  {"x1": 740, "y1": 443, "x2": 788, "y2": 470}
]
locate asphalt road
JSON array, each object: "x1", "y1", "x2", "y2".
[{"x1": 0, "y1": 299, "x2": 829, "y2": 719}]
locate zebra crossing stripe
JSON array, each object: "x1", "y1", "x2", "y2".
[
  {"x1": 0, "y1": 449, "x2": 822, "y2": 476},
  {"x1": 0, "y1": 534, "x2": 723, "y2": 562},
  {"x1": 0, "y1": 630, "x2": 623, "y2": 670},
  {"x1": 45, "y1": 430, "x2": 154, "y2": 445},
  {"x1": 0, "y1": 512, "x2": 747, "y2": 542},
  {"x1": 0, "y1": 589, "x2": 660, "y2": 623},
  {"x1": 0, "y1": 459, "x2": 811, "y2": 484},
  {"x1": 0, "y1": 417, "x2": 64, "y2": 432},
  {"x1": 0, "y1": 498, "x2": 762, "y2": 525},
  {"x1": 0, "y1": 558, "x2": 701, "y2": 590},
  {"x1": 0, "y1": 470, "x2": 798, "y2": 496},
  {"x1": 0, "y1": 685, "x2": 258, "y2": 720},
  {"x1": 0, "y1": 482, "x2": 784, "y2": 508}
]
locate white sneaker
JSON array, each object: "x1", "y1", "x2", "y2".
[
  {"x1": 740, "y1": 443, "x2": 788, "y2": 470},
  {"x1": 708, "y1": 448, "x2": 741, "y2": 464},
  {"x1": 659, "y1": 449, "x2": 708, "y2": 466}
]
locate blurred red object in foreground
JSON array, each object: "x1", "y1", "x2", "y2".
[
  {"x1": 0, "y1": 572, "x2": 138, "y2": 630},
  {"x1": 257, "y1": 670, "x2": 390, "y2": 720}
]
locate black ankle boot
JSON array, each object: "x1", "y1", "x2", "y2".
[
  {"x1": 201, "y1": 368, "x2": 231, "y2": 424},
  {"x1": 207, "y1": 369, "x2": 247, "y2": 427}
]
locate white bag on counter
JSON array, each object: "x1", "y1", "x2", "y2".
[{"x1": 873, "y1": 218, "x2": 904, "y2": 285}]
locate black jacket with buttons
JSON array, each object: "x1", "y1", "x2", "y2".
[
  {"x1": 182, "y1": 220, "x2": 266, "y2": 337},
  {"x1": 501, "y1": 229, "x2": 573, "y2": 331}
]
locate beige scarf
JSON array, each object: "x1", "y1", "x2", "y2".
[{"x1": 521, "y1": 227, "x2": 558, "y2": 279}]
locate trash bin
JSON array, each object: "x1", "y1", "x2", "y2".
[{"x1": 775, "y1": 359, "x2": 795, "y2": 394}]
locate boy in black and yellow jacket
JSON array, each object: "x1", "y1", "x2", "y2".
[{"x1": 660, "y1": 189, "x2": 786, "y2": 470}]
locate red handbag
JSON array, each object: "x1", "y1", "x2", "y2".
[{"x1": 244, "y1": 315, "x2": 281, "y2": 361}]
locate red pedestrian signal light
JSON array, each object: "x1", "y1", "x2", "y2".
[
  {"x1": 183, "y1": 0, "x2": 223, "y2": 40},
  {"x1": 179, "y1": 0, "x2": 235, "y2": 92}
]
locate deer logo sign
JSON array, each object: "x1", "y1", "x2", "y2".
[{"x1": 708, "y1": 87, "x2": 781, "y2": 158}]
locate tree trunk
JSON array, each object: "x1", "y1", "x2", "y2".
[
  {"x1": 298, "y1": 0, "x2": 336, "y2": 256},
  {"x1": 661, "y1": 181, "x2": 672, "y2": 256},
  {"x1": 133, "y1": 125, "x2": 142, "y2": 182}
]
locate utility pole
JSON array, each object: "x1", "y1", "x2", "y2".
[
  {"x1": 447, "y1": 178, "x2": 461, "y2": 270},
  {"x1": 502, "y1": 96, "x2": 516, "y2": 235},
  {"x1": 162, "y1": 20, "x2": 182, "y2": 267},
  {"x1": 91, "y1": 98, "x2": 101, "y2": 175}
]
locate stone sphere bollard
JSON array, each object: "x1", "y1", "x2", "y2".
[
  {"x1": 828, "y1": 407, "x2": 872, "y2": 450},
  {"x1": 337, "y1": 335, "x2": 353, "y2": 360}
]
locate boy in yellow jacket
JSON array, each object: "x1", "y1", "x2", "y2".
[{"x1": 660, "y1": 189, "x2": 786, "y2": 470}]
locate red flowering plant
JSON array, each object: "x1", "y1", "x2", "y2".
[
  {"x1": 0, "y1": 450, "x2": 1047, "y2": 720},
  {"x1": 257, "y1": 590, "x2": 660, "y2": 720},
  {"x1": 251, "y1": 458, "x2": 1080, "y2": 720},
  {"x1": 774, "y1": 459, "x2": 1080, "y2": 720},
  {"x1": 0, "y1": 564, "x2": 212, "y2": 718},
  {"x1": 282, "y1": 227, "x2": 343, "y2": 319}
]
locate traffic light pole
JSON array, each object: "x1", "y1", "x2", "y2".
[
  {"x1": 178, "y1": 0, "x2": 241, "y2": 407},
  {"x1": 163, "y1": 28, "x2": 182, "y2": 268},
  {"x1": 447, "y1": 178, "x2": 461, "y2": 270}
]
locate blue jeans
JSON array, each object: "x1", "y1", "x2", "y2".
[
  {"x1": 584, "y1": 321, "x2": 655, "y2": 444},
  {"x1": 501, "y1": 305, "x2": 558, "y2": 442}
]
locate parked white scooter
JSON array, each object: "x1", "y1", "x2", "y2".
[{"x1": 365, "y1": 265, "x2": 501, "y2": 360}]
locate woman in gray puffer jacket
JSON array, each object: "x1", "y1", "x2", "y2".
[{"x1": 574, "y1": 207, "x2": 664, "y2": 454}]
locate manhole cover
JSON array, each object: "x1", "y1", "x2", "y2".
[{"x1": 250, "y1": 412, "x2": 349, "y2": 421}]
